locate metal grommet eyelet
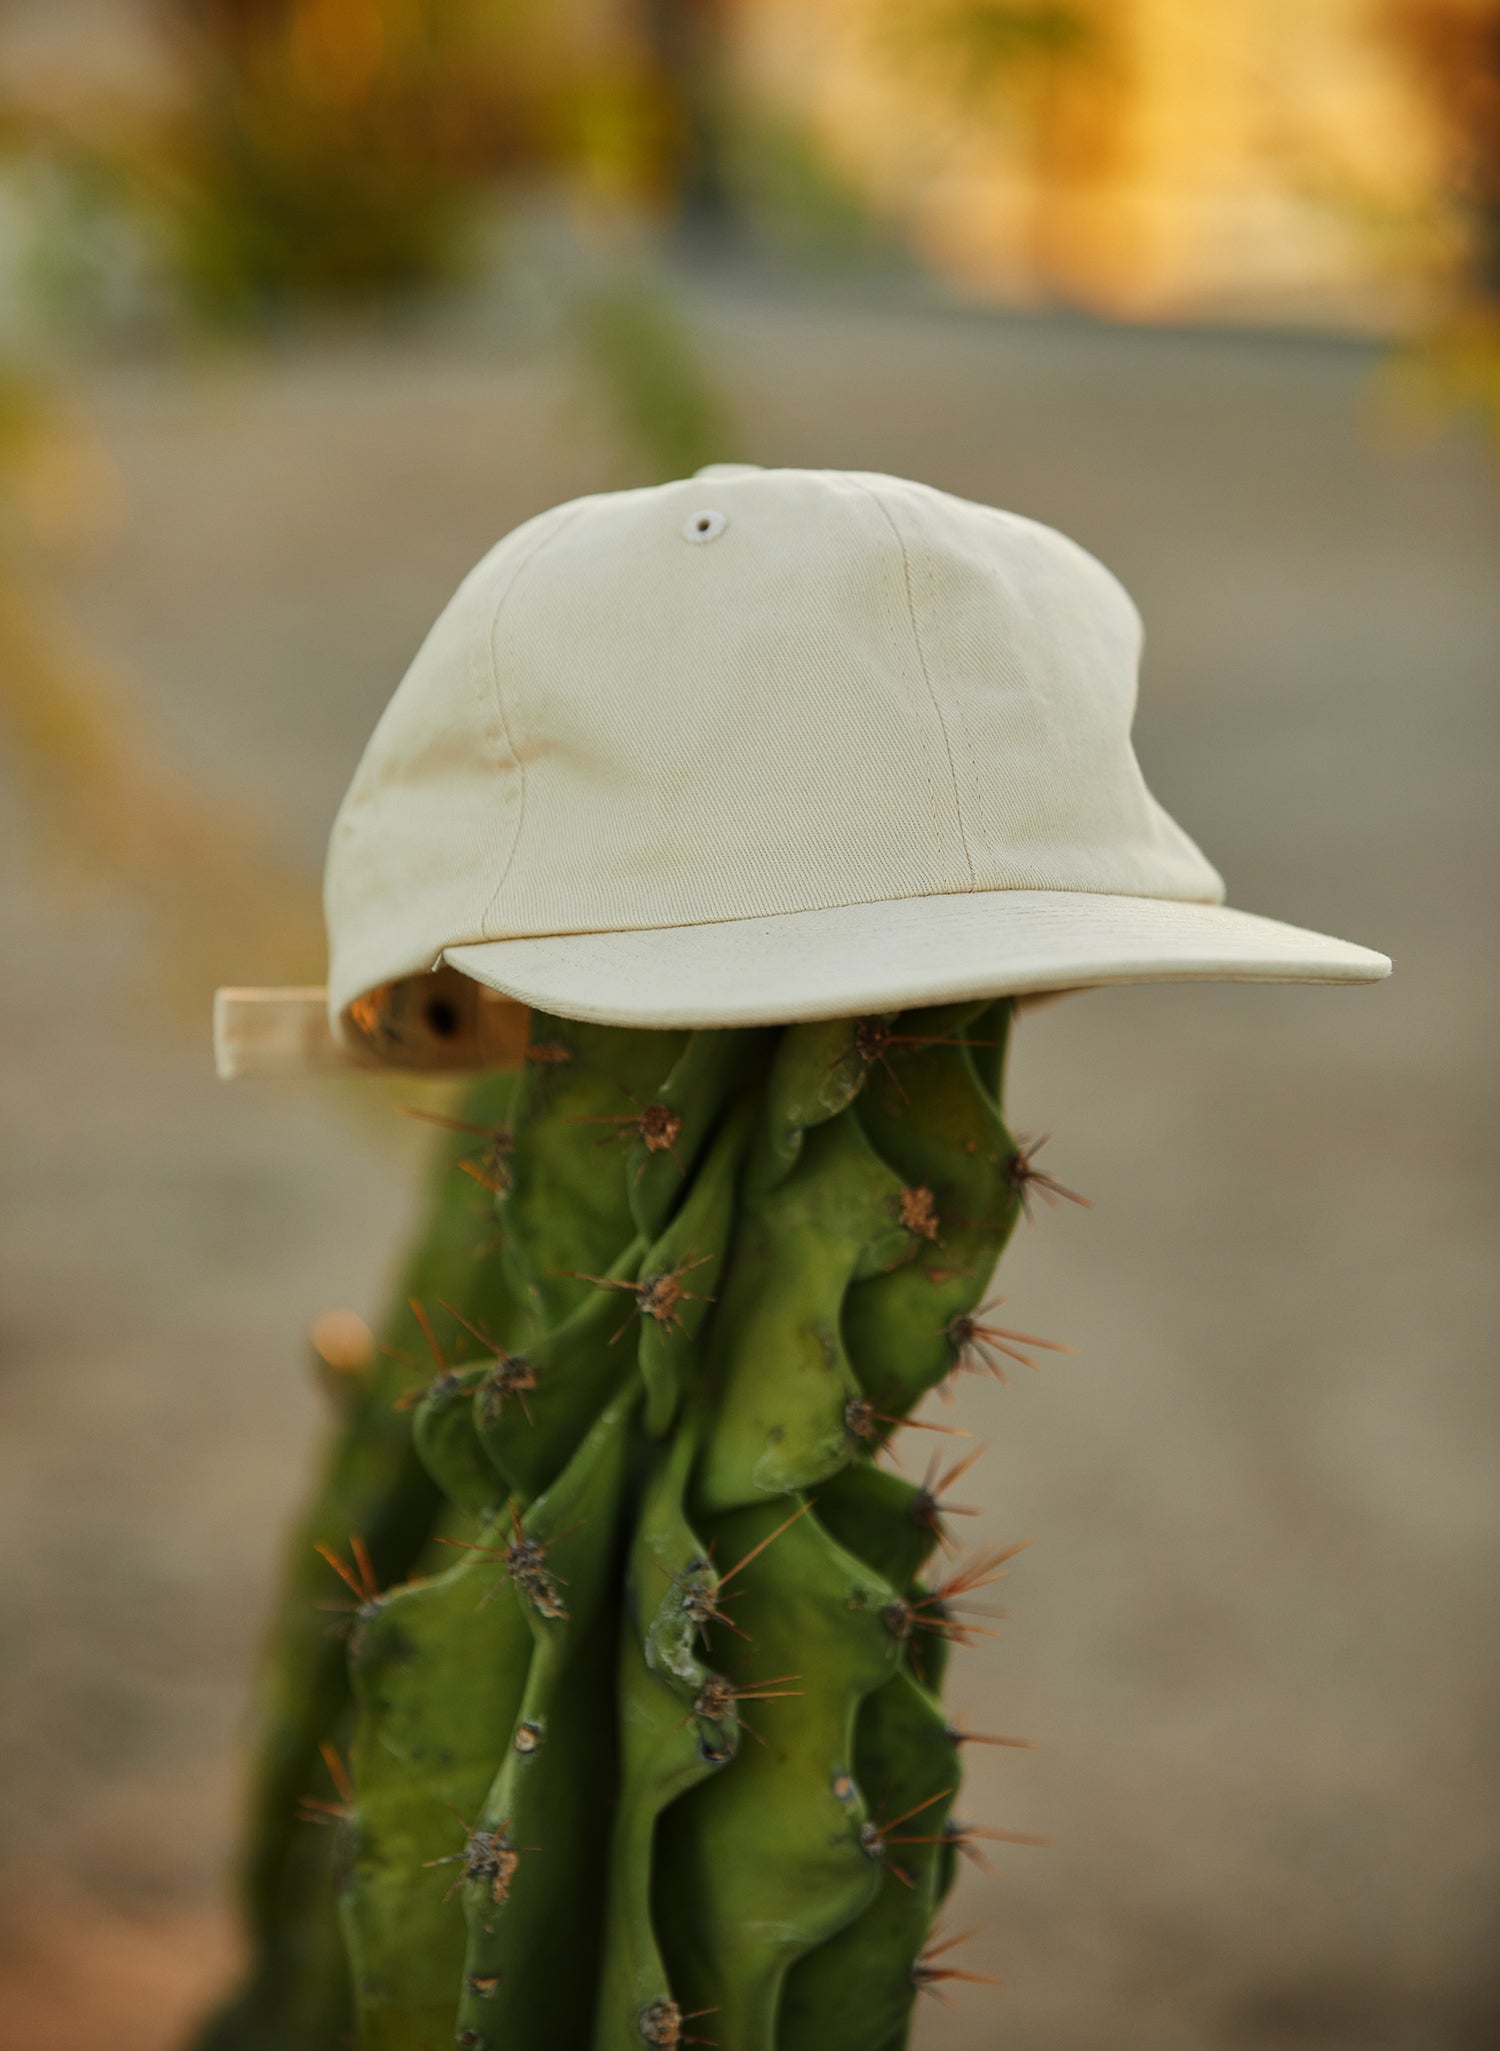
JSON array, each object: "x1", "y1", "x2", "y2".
[{"x1": 682, "y1": 508, "x2": 727, "y2": 544}]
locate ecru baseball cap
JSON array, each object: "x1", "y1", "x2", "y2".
[{"x1": 214, "y1": 464, "x2": 1388, "y2": 1079}]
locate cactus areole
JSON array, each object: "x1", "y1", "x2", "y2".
[{"x1": 205, "y1": 468, "x2": 1387, "y2": 2049}]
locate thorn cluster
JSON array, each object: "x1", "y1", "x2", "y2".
[
  {"x1": 943, "y1": 1292, "x2": 1072, "y2": 1385},
  {"x1": 397, "y1": 1105, "x2": 515, "y2": 1196},
  {"x1": 690, "y1": 1669, "x2": 802, "y2": 1747},
  {"x1": 424, "y1": 1813, "x2": 533, "y2": 1906},
  {"x1": 858, "y1": 1787, "x2": 954, "y2": 1887},
  {"x1": 296, "y1": 1741, "x2": 355, "y2": 1826},
  {"x1": 849, "y1": 1016, "x2": 1004, "y2": 1105},
  {"x1": 439, "y1": 1504, "x2": 571, "y2": 1619},
  {"x1": 555, "y1": 1254, "x2": 714, "y2": 1343},
  {"x1": 638, "y1": 1997, "x2": 716, "y2": 2046},
  {"x1": 912, "y1": 1926, "x2": 1005, "y2": 2008},
  {"x1": 570, "y1": 1090, "x2": 685, "y2": 1172},
  {"x1": 666, "y1": 1504, "x2": 812, "y2": 1648},
  {"x1": 1006, "y1": 1134, "x2": 1092, "y2": 1221},
  {"x1": 845, "y1": 1392, "x2": 971, "y2": 1454},
  {"x1": 389, "y1": 1297, "x2": 471, "y2": 1411},
  {"x1": 941, "y1": 1815, "x2": 1052, "y2": 1873},
  {"x1": 882, "y1": 1540, "x2": 1029, "y2": 1653},
  {"x1": 909, "y1": 1444, "x2": 986, "y2": 1554},
  {"x1": 315, "y1": 1533, "x2": 382, "y2": 1619},
  {"x1": 436, "y1": 1301, "x2": 538, "y2": 1424}
]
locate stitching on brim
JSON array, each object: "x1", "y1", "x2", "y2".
[{"x1": 454, "y1": 884, "x2": 1238, "y2": 960}]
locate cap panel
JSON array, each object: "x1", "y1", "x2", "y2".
[
  {"x1": 886, "y1": 482, "x2": 1224, "y2": 903},
  {"x1": 324, "y1": 503, "x2": 572, "y2": 1027},
  {"x1": 482, "y1": 470, "x2": 974, "y2": 938}
]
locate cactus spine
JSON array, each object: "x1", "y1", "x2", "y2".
[{"x1": 218, "y1": 997, "x2": 1059, "y2": 2050}]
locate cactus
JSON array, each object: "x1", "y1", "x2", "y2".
[{"x1": 213, "y1": 995, "x2": 1071, "y2": 2050}]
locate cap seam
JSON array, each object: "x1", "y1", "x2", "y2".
[
  {"x1": 848, "y1": 474, "x2": 978, "y2": 891},
  {"x1": 918, "y1": 500, "x2": 987, "y2": 880},
  {"x1": 478, "y1": 501, "x2": 591, "y2": 936},
  {"x1": 826, "y1": 471, "x2": 952, "y2": 870}
]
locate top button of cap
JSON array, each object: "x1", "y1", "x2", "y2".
[{"x1": 682, "y1": 509, "x2": 728, "y2": 543}]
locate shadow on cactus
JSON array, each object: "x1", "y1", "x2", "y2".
[{"x1": 199, "y1": 996, "x2": 1072, "y2": 2050}]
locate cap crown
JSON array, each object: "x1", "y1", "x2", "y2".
[{"x1": 326, "y1": 466, "x2": 1221, "y2": 1026}]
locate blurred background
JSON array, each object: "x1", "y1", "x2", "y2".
[{"x1": 0, "y1": 2, "x2": 1497, "y2": 2048}]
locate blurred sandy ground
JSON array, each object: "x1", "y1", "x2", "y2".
[{"x1": 0, "y1": 290, "x2": 1497, "y2": 2051}]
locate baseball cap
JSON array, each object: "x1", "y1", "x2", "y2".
[{"x1": 214, "y1": 464, "x2": 1388, "y2": 1079}]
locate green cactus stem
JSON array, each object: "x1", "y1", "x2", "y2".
[{"x1": 210, "y1": 997, "x2": 1071, "y2": 2049}]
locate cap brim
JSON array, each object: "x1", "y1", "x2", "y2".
[{"x1": 444, "y1": 889, "x2": 1389, "y2": 1031}]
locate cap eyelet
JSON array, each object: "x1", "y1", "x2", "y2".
[{"x1": 682, "y1": 508, "x2": 727, "y2": 544}]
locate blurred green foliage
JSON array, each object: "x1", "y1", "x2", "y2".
[
  {"x1": 725, "y1": 109, "x2": 893, "y2": 266},
  {"x1": 150, "y1": 0, "x2": 662, "y2": 321},
  {"x1": 886, "y1": 0, "x2": 1097, "y2": 101},
  {"x1": 570, "y1": 273, "x2": 735, "y2": 482}
]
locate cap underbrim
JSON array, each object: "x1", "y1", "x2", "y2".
[{"x1": 443, "y1": 888, "x2": 1389, "y2": 1031}]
